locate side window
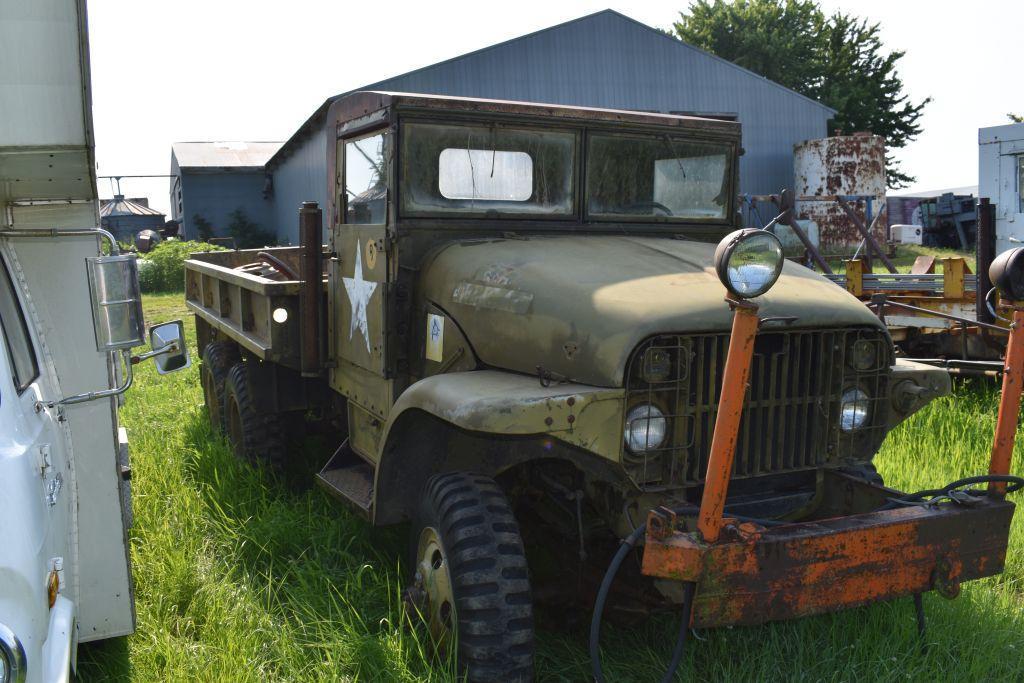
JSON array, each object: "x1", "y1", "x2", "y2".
[
  {"x1": 0, "y1": 260, "x2": 40, "y2": 392},
  {"x1": 344, "y1": 131, "x2": 389, "y2": 225}
]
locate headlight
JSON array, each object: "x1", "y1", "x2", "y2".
[
  {"x1": 840, "y1": 387, "x2": 871, "y2": 432},
  {"x1": 0, "y1": 622, "x2": 26, "y2": 683},
  {"x1": 714, "y1": 228, "x2": 784, "y2": 299},
  {"x1": 847, "y1": 339, "x2": 877, "y2": 371},
  {"x1": 989, "y1": 247, "x2": 1024, "y2": 300},
  {"x1": 624, "y1": 404, "x2": 668, "y2": 453}
]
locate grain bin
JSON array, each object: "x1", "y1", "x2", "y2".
[{"x1": 793, "y1": 134, "x2": 886, "y2": 250}]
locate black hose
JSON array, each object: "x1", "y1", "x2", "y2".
[
  {"x1": 590, "y1": 524, "x2": 696, "y2": 683},
  {"x1": 879, "y1": 474, "x2": 1024, "y2": 510}
]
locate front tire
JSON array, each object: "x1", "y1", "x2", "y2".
[
  {"x1": 222, "y1": 362, "x2": 286, "y2": 468},
  {"x1": 408, "y1": 472, "x2": 534, "y2": 682}
]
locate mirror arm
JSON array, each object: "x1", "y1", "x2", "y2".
[
  {"x1": 132, "y1": 341, "x2": 178, "y2": 364},
  {"x1": 37, "y1": 349, "x2": 134, "y2": 409}
]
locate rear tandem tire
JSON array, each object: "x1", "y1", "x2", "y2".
[
  {"x1": 200, "y1": 341, "x2": 239, "y2": 433},
  {"x1": 222, "y1": 362, "x2": 287, "y2": 468},
  {"x1": 408, "y1": 472, "x2": 534, "y2": 682}
]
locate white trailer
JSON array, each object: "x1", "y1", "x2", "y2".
[
  {"x1": 979, "y1": 122, "x2": 1024, "y2": 256},
  {"x1": 0, "y1": 1, "x2": 187, "y2": 681}
]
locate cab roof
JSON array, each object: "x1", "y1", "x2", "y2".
[{"x1": 331, "y1": 90, "x2": 740, "y2": 136}]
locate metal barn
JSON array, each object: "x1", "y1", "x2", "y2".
[
  {"x1": 170, "y1": 141, "x2": 281, "y2": 240},
  {"x1": 264, "y1": 9, "x2": 835, "y2": 243}
]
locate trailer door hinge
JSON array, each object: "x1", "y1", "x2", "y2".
[{"x1": 37, "y1": 443, "x2": 52, "y2": 477}]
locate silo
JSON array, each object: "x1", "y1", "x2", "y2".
[{"x1": 793, "y1": 134, "x2": 886, "y2": 251}]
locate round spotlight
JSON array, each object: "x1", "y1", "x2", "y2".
[
  {"x1": 714, "y1": 229, "x2": 785, "y2": 299},
  {"x1": 989, "y1": 247, "x2": 1024, "y2": 301}
]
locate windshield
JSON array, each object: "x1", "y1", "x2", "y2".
[
  {"x1": 586, "y1": 134, "x2": 731, "y2": 221},
  {"x1": 401, "y1": 122, "x2": 575, "y2": 217}
]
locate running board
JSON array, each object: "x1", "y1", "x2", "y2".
[{"x1": 316, "y1": 440, "x2": 374, "y2": 519}]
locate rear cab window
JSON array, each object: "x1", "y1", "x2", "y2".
[
  {"x1": 586, "y1": 133, "x2": 732, "y2": 222},
  {"x1": 400, "y1": 121, "x2": 576, "y2": 218},
  {"x1": 0, "y1": 258, "x2": 40, "y2": 393}
]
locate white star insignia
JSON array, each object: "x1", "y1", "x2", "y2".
[{"x1": 342, "y1": 240, "x2": 378, "y2": 354}]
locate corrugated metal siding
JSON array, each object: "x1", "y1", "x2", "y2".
[
  {"x1": 179, "y1": 171, "x2": 273, "y2": 241},
  {"x1": 269, "y1": 126, "x2": 327, "y2": 244},
  {"x1": 268, "y1": 10, "x2": 833, "y2": 244}
]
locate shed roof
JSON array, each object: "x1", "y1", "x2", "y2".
[
  {"x1": 267, "y1": 9, "x2": 835, "y2": 169},
  {"x1": 100, "y1": 195, "x2": 165, "y2": 217},
  {"x1": 173, "y1": 141, "x2": 283, "y2": 170}
]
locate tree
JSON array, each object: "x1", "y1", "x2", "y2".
[
  {"x1": 1010, "y1": 113, "x2": 1023, "y2": 123},
  {"x1": 674, "y1": 0, "x2": 930, "y2": 188}
]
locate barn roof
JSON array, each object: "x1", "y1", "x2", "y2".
[
  {"x1": 267, "y1": 9, "x2": 834, "y2": 170},
  {"x1": 173, "y1": 141, "x2": 283, "y2": 170}
]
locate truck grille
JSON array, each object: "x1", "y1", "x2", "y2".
[{"x1": 623, "y1": 327, "x2": 890, "y2": 487}]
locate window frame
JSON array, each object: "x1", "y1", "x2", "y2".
[
  {"x1": 0, "y1": 255, "x2": 41, "y2": 394},
  {"x1": 396, "y1": 117, "x2": 582, "y2": 222},
  {"x1": 342, "y1": 127, "x2": 391, "y2": 227},
  {"x1": 582, "y1": 130, "x2": 737, "y2": 226}
]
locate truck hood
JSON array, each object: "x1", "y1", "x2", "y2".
[{"x1": 420, "y1": 235, "x2": 885, "y2": 387}]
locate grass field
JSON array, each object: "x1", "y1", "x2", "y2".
[{"x1": 76, "y1": 292, "x2": 1024, "y2": 682}]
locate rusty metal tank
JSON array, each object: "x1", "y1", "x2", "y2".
[{"x1": 794, "y1": 134, "x2": 886, "y2": 250}]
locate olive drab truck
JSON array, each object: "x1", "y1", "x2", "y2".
[
  {"x1": 0, "y1": 1, "x2": 190, "y2": 681},
  {"x1": 186, "y1": 92, "x2": 1024, "y2": 682}
]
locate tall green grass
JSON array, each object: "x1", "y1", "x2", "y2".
[{"x1": 77, "y1": 293, "x2": 1024, "y2": 681}]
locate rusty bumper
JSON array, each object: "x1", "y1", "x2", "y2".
[{"x1": 641, "y1": 489, "x2": 1015, "y2": 629}]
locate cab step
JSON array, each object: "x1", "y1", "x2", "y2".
[{"x1": 316, "y1": 440, "x2": 374, "y2": 518}]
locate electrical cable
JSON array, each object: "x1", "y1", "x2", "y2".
[
  {"x1": 590, "y1": 524, "x2": 695, "y2": 683},
  {"x1": 879, "y1": 474, "x2": 1024, "y2": 510}
]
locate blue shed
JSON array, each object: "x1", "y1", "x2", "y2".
[{"x1": 169, "y1": 141, "x2": 282, "y2": 241}]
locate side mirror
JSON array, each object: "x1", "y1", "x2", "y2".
[
  {"x1": 149, "y1": 321, "x2": 190, "y2": 374},
  {"x1": 86, "y1": 255, "x2": 145, "y2": 351}
]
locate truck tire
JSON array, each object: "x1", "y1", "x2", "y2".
[
  {"x1": 222, "y1": 362, "x2": 286, "y2": 468},
  {"x1": 200, "y1": 342, "x2": 239, "y2": 432},
  {"x1": 407, "y1": 472, "x2": 534, "y2": 682}
]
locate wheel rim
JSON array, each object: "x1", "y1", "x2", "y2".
[
  {"x1": 202, "y1": 367, "x2": 220, "y2": 430},
  {"x1": 226, "y1": 395, "x2": 244, "y2": 458},
  {"x1": 415, "y1": 526, "x2": 455, "y2": 648}
]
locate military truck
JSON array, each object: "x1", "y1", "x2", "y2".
[{"x1": 186, "y1": 92, "x2": 1021, "y2": 682}]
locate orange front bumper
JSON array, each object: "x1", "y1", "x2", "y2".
[{"x1": 641, "y1": 474, "x2": 1015, "y2": 629}]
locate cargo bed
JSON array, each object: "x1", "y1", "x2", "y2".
[{"x1": 184, "y1": 246, "x2": 327, "y2": 370}]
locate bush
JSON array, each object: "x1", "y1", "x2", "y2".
[
  {"x1": 138, "y1": 240, "x2": 226, "y2": 293},
  {"x1": 228, "y1": 208, "x2": 276, "y2": 249}
]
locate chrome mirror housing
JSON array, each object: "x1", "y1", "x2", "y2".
[{"x1": 85, "y1": 255, "x2": 145, "y2": 351}]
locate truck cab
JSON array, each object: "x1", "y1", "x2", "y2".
[{"x1": 188, "y1": 91, "x2": 952, "y2": 682}]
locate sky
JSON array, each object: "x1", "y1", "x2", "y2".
[{"x1": 86, "y1": 0, "x2": 1023, "y2": 215}]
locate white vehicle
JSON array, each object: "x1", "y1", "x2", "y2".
[{"x1": 0, "y1": 1, "x2": 187, "y2": 680}]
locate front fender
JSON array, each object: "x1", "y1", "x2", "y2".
[
  {"x1": 370, "y1": 370, "x2": 625, "y2": 525},
  {"x1": 380, "y1": 370, "x2": 625, "y2": 460}
]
